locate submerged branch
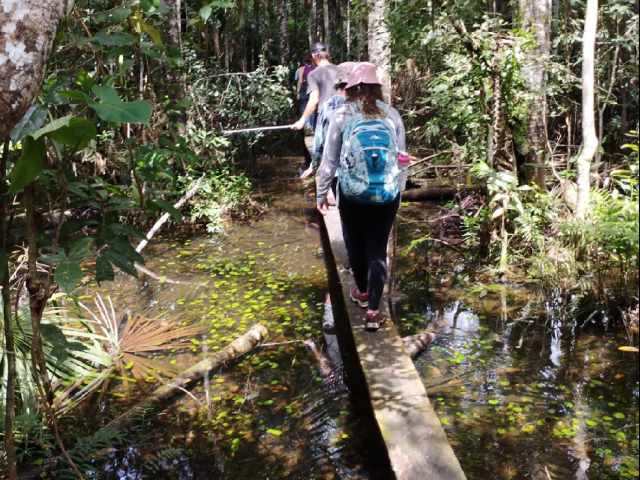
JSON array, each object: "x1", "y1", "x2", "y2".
[
  {"x1": 133, "y1": 262, "x2": 207, "y2": 286},
  {"x1": 136, "y1": 174, "x2": 205, "y2": 254},
  {"x1": 105, "y1": 323, "x2": 268, "y2": 430}
]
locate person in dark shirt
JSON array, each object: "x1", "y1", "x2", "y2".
[{"x1": 291, "y1": 42, "x2": 337, "y2": 132}]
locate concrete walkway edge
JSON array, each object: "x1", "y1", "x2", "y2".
[{"x1": 306, "y1": 134, "x2": 466, "y2": 480}]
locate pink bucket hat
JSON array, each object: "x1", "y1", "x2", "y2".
[{"x1": 344, "y1": 62, "x2": 381, "y2": 90}]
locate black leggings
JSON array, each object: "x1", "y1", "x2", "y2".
[{"x1": 338, "y1": 188, "x2": 399, "y2": 311}]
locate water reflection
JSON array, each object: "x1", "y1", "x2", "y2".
[{"x1": 394, "y1": 202, "x2": 639, "y2": 480}]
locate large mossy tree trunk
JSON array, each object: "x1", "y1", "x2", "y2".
[
  {"x1": 1, "y1": 3, "x2": 74, "y2": 477},
  {"x1": 575, "y1": 0, "x2": 599, "y2": 219},
  {"x1": 0, "y1": 0, "x2": 74, "y2": 140},
  {"x1": 520, "y1": 0, "x2": 551, "y2": 188},
  {"x1": 368, "y1": 0, "x2": 391, "y2": 104}
]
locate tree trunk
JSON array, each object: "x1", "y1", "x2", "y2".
[
  {"x1": 309, "y1": 0, "x2": 318, "y2": 44},
  {"x1": 0, "y1": 0, "x2": 74, "y2": 140},
  {"x1": 368, "y1": 0, "x2": 391, "y2": 103},
  {"x1": 161, "y1": 0, "x2": 188, "y2": 134},
  {"x1": 597, "y1": 44, "x2": 619, "y2": 163},
  {"x1": 277, "y1": 0, "x2": 290, "y2": 65},
  {"x1": 1, "y1": 139, "x2": 17, "y2": 480},
  {"x1": 520, "y1": 0, "x2": 551, "y2": 188},
  {"x1": 323, "y1": 0, "x2": 330, "y2": 43},
  {"x1": 575, "y1": 0, "x2": 599, "y2": 219},
  {"x1": 263, "y1": 0, "x2": 271, "y2": 66}
]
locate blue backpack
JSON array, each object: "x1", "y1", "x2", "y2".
[{"x1": 338, "y1": 101, "x2": 399, "y2": 204}]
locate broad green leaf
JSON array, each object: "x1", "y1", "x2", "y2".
[
  {"x1": 94, "y1": 6, "x2": 132, "y2": 25},
  {"x1": 199, "y1": 4, "x2": 213, "y2": 21},
  {"x1": 91, "y1": 30, "x2": 138, "y2": 46},
  {"x1": 96, "y1": 256, "x2": 115, "y2": 283},
  {"x1": 266, "y1": 429, "x2": 282, "y2": 436},
  {"x1": 39, "y1": 253, "x2": 66, "y2": 264},
  {"x1": 103, "y1": 249, "x2": 138, "y2": 277},
  {"x1": 9, "y1": 136, "x2": 46, "y2": 193},
  {"x1": 131, "y1": 12, "x2": 163, "y2": 44},
  {"x1": 10, "y1": 103, "x2": 48, "y2": 142},
  {"x1": 107, "y1": 240, "x2": 144, "y2": 264},
  {"x1": 88, "y1": 85, "x2": 152, "y2": 124},
  {"x1": 66, "y1": 237, "x2": 93, "y2": 263},
  {"x1": 55, "y1": 258, "x2": 83, "y2": 294},
  {"x1": 154, "y1": 200, "x2": 182, "y2": 221},
  {"x1": 210, "y1": 1, "x2": 236, "y2": 8},
  {"x1": 106, "y1": 223, "x2": 147, "y2": 239},
  {"x1": 45, "y1": 117, "x2": 97, "y2": 151},
  {"x1": 41, "y1": 324, "x2": 70, "y2": 365},
  {"x1": 57, "y1": 90, "x2": 89, "y2": 101}
]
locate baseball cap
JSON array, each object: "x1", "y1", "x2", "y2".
[
  {"x1": 345, "y1": 62, "x2": 381, "y2": 90},
  {"x1": 334, "y1": 62, "x2": 356, "y2": 86},
  {"x1": 310, "y1": 42, "x2": 328, "y2": 54}
]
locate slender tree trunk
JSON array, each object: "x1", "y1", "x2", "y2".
[
  {"x1": 323, "y1": 0, "x2": 330, "y2": 43},
  {"x1": 368, "y1": 0, "x2": 391, "y2": 103},
  {"x1": 347, "y1": 0, "x2": 351, "y2": 59},
  {"x1": 521, "y1": 0, "x2": 551, "y2": 188},
  {"x1": 310, "y1": 0, "x2": 318, "y2": 43},
  {"x1": 161, "y1": 0, "x2": 188, "y2": 134},
  {"x1": 1, "y1": 138, "x2": 17, "y2": 480},
  {"x1": 212, "y1": 18, "x2": 222, "y2": 73},
  {"x1": 329, "y1": 0, "x2": 337, "y2": 48},
  {"x1": 263, "y1": 0, "x2": 271, "y2": 66},
  {"x1": 597, "y1": 44, "x2": 620, "y2": 163},
  {"x1": 277, "y1": 0, "x2": 290, "y2": 65},
  {"x1": 575, "y1": 0, "x2": 599, "y2": 218}
]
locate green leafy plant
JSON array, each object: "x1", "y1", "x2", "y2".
[{"x1": 0, "y1": 296, "x2": 111, "y2": 417}]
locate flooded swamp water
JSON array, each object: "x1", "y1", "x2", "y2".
[
  {"x1": 62, "y1": 155, "x2": 372, "y2": 479},
  {"x1": 393, "y1": 202, "x2": 639, "y2": 480}
]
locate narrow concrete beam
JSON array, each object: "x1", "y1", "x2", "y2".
[{"x1": 320, "y1": 204, "x2": 466, "y2": 480}]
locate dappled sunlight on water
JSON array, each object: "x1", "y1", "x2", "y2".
[
  {"x1": 64, "y1": 157, "x2": 370, "y2": 479},
  {"x1": 393, "y1": 202, "x2": 639, "y2": 480}
]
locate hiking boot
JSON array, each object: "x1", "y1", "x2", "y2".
[
  {"x1": 365, "y1": 310, "x2": 386, "y2": 332},
  {"x1": 350, "y1": 286, "x2": 369, "y2": 308}
]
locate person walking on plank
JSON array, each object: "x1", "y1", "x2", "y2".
[{"x1": 315, "y1": 62, "x2": 407, "y2": 332}]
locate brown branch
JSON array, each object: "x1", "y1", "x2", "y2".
[
  {"x1": 72, "y1": 7, "x2": 107, "y2": 77},
  {"x1": 408, "y1": 150, "x2": 453, "y2": 167}
]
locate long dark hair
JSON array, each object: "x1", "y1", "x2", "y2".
[{"x1": 345, "y1": 83, "x2": 384, "y2": 117}]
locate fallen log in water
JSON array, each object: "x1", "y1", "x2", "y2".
[
  {"x1": 401, "y1": 185, "x2": 486, "y2": 201},
  {"x1": 402, "y1": 319, "x2": 448, "y2": 360},
  {"x1": 105, "y1": 323, "x2": 268, "y2": 430},
  {"x1": 402, "y1": 332, "x2": 439, "y2": 360}
]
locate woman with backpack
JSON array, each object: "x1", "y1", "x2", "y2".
[{"x1": 315, "y1": 62, "x2": 407, "y2": 332}]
